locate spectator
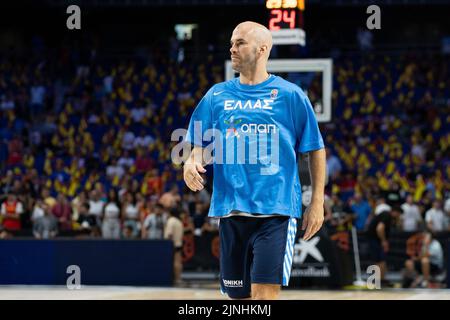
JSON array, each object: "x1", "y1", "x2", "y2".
[
  {"x1": 401, "y1": 194, "x2": 423, "y2": 232},
  {"x1": 122, "y1": 225, "x2": 134, "y2": 239},
  {"x1": 382, "y1": 179, "x2": 402, "y2": 208},
  {"x1": 420, "y1": 189, "x2": 434, "y2": 216},
  {"x1": 146, "y1": 168, "x2": 163, "y2": 197},
  {"x1": 366, "y1": 206, "x2": 402, "y2": 286},
  {"x1": 159, "y1": 184, "x2": 181, "y2": 210},
  {"x1": 122, "y1": 192, "x2": 140, "y2": 238},
  {"x1": 425, "y1": 200, "x2": 447, "y2": 232},
  {"x1": 41, "y1": 188, "x2": 56, "y2": 209},
  {"x1": 134, "y1": 129, "x2": 155, "y2": 149},
  {"x1": 444, "y1": 195, "x2": 450, "y2": 215},
  {"x1": 142, "y1": 203, "x2": 166, "y2": 239},
  {"x1": 403, "y1": 231, "x2": 444, "y2": 288},
  {"x1": 350, "y1": 192, "x2": 372, "y2": 231},
  {"x1": 30, "y1": 80, "x2": 46, "y2": 117},
  {"x1": 1, "y1": 193, "x2": 24, "y2": 233},
  {"x1": 7, "y1": 135, "x2": 23, "y2": 166},
  {"x1": 135, "y1": 148, "x2": 154, "y2": 174},
  {"x1": 76, "y1": 202, "x2": 97, "y2": 237},
  {"x1": 103, "y1": 72, "x2": 114, "y2": 94},
  {"x1": 94, "y1": 182, "x2": 107, "y2": 201},
  {"x1": 31, "y1": 198, "x2": 45, "y2": 222},
  {"x1": 52, "y1": 193, "x2": 73, "y2": 231},
  {"x1": 374, "y1": 197, "x2": 392, "y2": 216},
  {"x1": 328, "y1": 193, "x2": 354, "y2": 231},
  {"x1": 181, "y1": 209, "x2": 195, "y2": 234},
  {"x1": 88, "y1": 190, "x2": 105, "y2": 236},
  {"x1": 102, "y1": 189, "x2": 122, "y2": 239},
  {"x1": 121, "y1": 128, "x2": 136, "y2": 151},
  {"x1": 117, "y1": 150, "x2": 135, "y2": 169},
  {"x1": 325, "y1": 147, "x2": 342, "y2": 182},
  {"x1": 106, "y1": 158, "x2": 125, "y2": 180},
  {"x1": 130, "y1": 103, "x2": 147, "y2": 123},
  {"x1": 164, "y1": 207, "x2": 184, "y2": 286},
  {"x1": 33, "y1": 203, "x2": 58, "y2": 239},
  {"x1": 411, "y1": 136, "x2": 426, "y2": 161},
  {"x1": 138, "y1": 197, "x2": 152, "y2": 225},
  {"x1": 71, "y1": 190, "x2": 89, "y2": 222},
  {"x1": 1, "y1": 170, "x2": 15, "y2": 195}
]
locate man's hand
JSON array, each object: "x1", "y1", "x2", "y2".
[
  {"x1": 301, "y1": 201, "x2": 324, "y2": 241},
  {"x1": 183, "y1": 162, "x2": 206, "y2": 192}
]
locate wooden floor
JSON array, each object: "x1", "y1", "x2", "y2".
[{"x1": 0, "y1": 285, "x2": 449, "y2": 300}]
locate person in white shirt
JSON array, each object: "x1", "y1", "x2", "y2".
[
  {"x1": 425, "y1": 200, "x2": 447, "y2": 232},
  {"x1": 374, "y1": 197, "x2": 392, "y2": 216},
  {"x1": 31, "y1": 199, "x2": 45, "y2": 222},
  {"x1": 325, "y1": 147, "x2": 342, "y2": 182},
  {"x1": 404, "y1": 231, "x2": 444, "y2": 288},
  {"x1": 122, "y1": 130, "x2": 136, "y2": 150},
  {"x1": 130, "y1": 105, "x2": 147, "y2": 123},
  {"x1": 401, "y1": 195, "x2": 423, "y2": 232},
  {"x1": 102, "y1": 189, "x2": 121, "y2": 239},
  {"x1": 142, "y1": 203, "x2": 166, "y2": 239},
  {"x1": 30, "y1": 81, "x2": 46, "y2": 114},
  {"x1": 122, "y1": 192, "x2": 140, "y2": 238},
  {"x1": 88, "y1": 190, "x2": 105, "y2": 236},
  {"x1": 117, "y1": 150, "x2": 135, "y2": 169},
  {"x1": 133, "y1": 129, "x2": 155, "y2": 149},
  {"x1": 106, "y1": 158, "x2": 125, "y2": 180}
]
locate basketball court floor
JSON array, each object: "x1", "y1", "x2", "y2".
[{"x1": 0, "y1": 284, "x2": 449, "y2": 300}]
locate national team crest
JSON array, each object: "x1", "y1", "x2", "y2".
[
  {"x1": 224, "y1": 116, "x2": 242, "y2": 139},
  {"x1": 270, "y1": 89, "x2": 278, "y2": 99}
]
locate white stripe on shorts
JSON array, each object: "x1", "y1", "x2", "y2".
[{"x1": 282, "y1": 217, "x2": 297, "y2": 286}]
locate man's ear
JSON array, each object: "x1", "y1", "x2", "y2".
[{"x1": 259, "y1": 45, "x2": 268, "y2": 55}]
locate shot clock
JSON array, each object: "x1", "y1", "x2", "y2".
[{"x1": 266, "y1": 0, "x2": 306, "y2": 45}]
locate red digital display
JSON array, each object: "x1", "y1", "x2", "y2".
[{"x1": 268, "y1": 9, "x2": 298, "y2": 31}]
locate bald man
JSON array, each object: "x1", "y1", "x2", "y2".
[{"x1": 183, "y1": 21, "x2": 326, "y2": 299}]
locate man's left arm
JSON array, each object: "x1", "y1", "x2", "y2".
[{"x1": 301, "y1": 148, "x2": 326, "y2": 241}]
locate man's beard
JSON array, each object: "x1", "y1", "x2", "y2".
[{"x1": 232, "y1": 55, "x2": 256, "y2": 73}]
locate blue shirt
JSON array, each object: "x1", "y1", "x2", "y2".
[
  {"x1": 185, "y1": 74, "x2": 324, "y2": 218},
  {"x1": 351, "y1": 200, "x2": 372, "y2": 231}
]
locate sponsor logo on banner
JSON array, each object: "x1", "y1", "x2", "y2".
[{"x1": 292, "y1": 236, "x2": 331, "y2": 278}]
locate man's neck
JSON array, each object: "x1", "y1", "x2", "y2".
[{"x1": 239, "y1": 69, "x2": 270, "y2": 85}]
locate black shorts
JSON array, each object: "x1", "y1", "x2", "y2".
[
  {"x1": 368, "y1": 239, "x2": 386, "y2": 262},
  {"x1": 414, "y1": 260, "x2": 441, "y2": 275},
  {"x1": 219, "y1": 215, "x2": 297, "y2": 299}
]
